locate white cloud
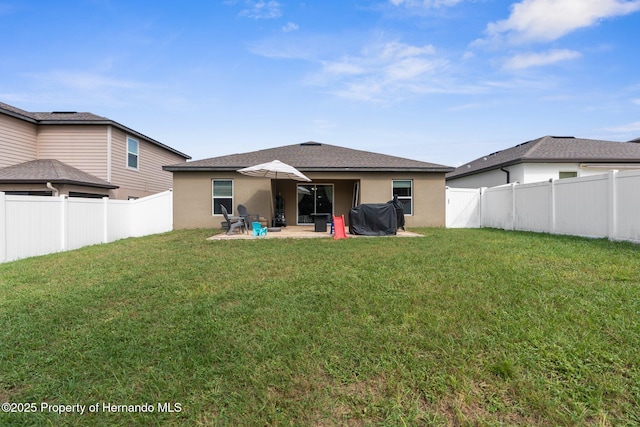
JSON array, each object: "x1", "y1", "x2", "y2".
[
  {"x1": 605, "y1": 121, "x2": 640, "y2": 132},
  {"x1": 484, "y1": 0, "x2": 640, "y2": 44},
  {"x1": 461, "y1": 51, "x2": 474, "y2": 61},
  {"x1": 380, "y1": 41, "x2": 436, "y2": 59},
  {"x1": 385, "y1": 56, "x2": 444, "y2": 80},
  {"x1": 8, "y1": 70, "x2": 157, "y2": 110},
  {"x1": 503, "y1": 49, "x2": 582, "y2": 70},
  {"x1": 311, "y1": 41, "x2": 451, "y2": 101},
  {"x1": 320, "y1": 41, "x2": 440, "y2": 79},
  {"x1": 321, "y1": 61, "x2": 365, "y2": 76},
  {"x1": 239, "y1": 0, "x2": 281, "y2": 19},
  {"x1": 29, "y1": 70, "x2": 147, "y2": 91},
  {"x1": 632, "y1": 98, "x2": 640, "y2": 106},
  {"x1": 252, "y1": 35, "x2": 487, "y2": 101},
  {"x1": 282, "y1": 22, "x2": 299, "y2": 32}
]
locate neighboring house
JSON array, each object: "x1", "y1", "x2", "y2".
[
  {"x1": 0, "y1": 101, "x2": 190, "y2": 199},
  {"x1": 446, "y1": 135, "x2": 640, "y2": 188},
  {"x1": 163, "y1": 141, "x2": 454, "y2": 229}
]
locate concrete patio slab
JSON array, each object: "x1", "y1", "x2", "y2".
[{"x1": 207, "y1": 226, "x2": 423, "y2": 240}]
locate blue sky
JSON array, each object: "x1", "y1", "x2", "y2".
[{"x1": 2, "y1": 0, "x2": 639, "y2": 167}]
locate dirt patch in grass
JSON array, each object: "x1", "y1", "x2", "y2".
[
  {"x1": 0, "y1": 384, "x2": 31, "y2": 403},
  {"x1": 432, "y1": 380, "x2": 546, "y2": 427}
]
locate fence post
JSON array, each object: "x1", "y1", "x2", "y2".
[
  {"x1": 103, "y1": 196, "x2": 109, "y2": 244},
  {"x1": 0, "y1": 192, "x2": 6, "y2": 263},
  {"x1": 60, "y1": 195, "x2": 68, "y2": 252},
  {"x1": 608, "y1": 170, "x2": 618, "y2": 240},
  {"x1": 479, "y1": 187, "x2": 487, "y2": 228},
  {"x1": 549, "y1": 179, "x2": 556, "y2": 234},
  {"x1": 510, "y1": 183, "x2": 517, "y2": 231}
]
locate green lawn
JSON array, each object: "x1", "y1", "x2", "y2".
[{"x1": 1, "y1": 228, "x2": 639, "y2": 426}]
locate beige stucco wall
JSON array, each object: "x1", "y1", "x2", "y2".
[
  {"x1": 172, "y1": 171, "x2": 272, "y2": 229},
  {"x1": 355, "y1": 172, "x2": 446, "y2": 228},
  {"x1": 171, "y1": 170, "x2": 447, "y2": 230}
]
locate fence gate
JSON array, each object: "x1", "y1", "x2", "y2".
[{"x1": 445, "y1": 187, "x2": 482, "y2": 228}]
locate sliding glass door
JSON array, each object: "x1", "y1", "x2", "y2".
[{"x1": 297, "y1": 184, "x2": 333, "y2": 224}]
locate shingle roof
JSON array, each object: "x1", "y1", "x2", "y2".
[
  {"x1": 163, "y1": 142, "x2": 453, "y2": 172},
  {"x1": 0, "y1": 101, "x2": 110, "y2": 123},
  {"x1": 0, "y1": 102, "x2": 37, "y2": 121},
  {"x1": 0, "y1": 101, "x2": 190, "y2": 159},
  {"x1": 447, "y1": 136, "x2": 640, "y2": 179},
  {"x1": 0, "y1": 159, "x2": 118, "y2": 189}
]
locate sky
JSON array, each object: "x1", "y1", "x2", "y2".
[{"x1": 1, "y1": 0, "x2": 640, "y2": 167}]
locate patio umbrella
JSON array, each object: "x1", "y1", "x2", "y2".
[
  {"x1": 237, "y1": 159, "x2": 311, "y2": 182},
  {"x1": 237, "y1": 160, "x2": 311, "y2": 224}
]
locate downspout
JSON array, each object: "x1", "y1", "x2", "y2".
[
  {"x1": 107, "y1": 125, "x2": 112, "y2": 183},
  {"x1": 500, "y1": 167, "x2": 510, "y2": 184},
  {"x1": 46, "y1": 182, "x2": 59, "y2": 197}
]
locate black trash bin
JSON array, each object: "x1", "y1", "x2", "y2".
[{"x1": 311, "y1": 213, "x2": 331, "y2": 232}]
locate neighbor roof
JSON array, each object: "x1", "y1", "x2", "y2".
[
  {"x1": 0, "y1": 159, "x2": 118, "y2": 189},
  {"x1": 0, "y1": 101, "x2": 190, "y2": 160},
  {"x1": 163, "y1": 142, "x2": 453, "y2": 173},
  {"x1": 447, "y1": 136, "x2": 640, "y2": 179}
]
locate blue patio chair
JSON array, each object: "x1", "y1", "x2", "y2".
[{"x1": 252, "y1": 221, "x2": 268, "y2": 237}]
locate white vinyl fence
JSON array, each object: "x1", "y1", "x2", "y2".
[
  {"x1": 0, "y1": 190, "x2": 173, "y2": 263},
  {"x1": 446, "y1": 170, "x2": 640, "y2": 243}
]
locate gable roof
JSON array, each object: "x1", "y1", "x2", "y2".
[
  {"x1": 0, "y1": 101, "x2": 190, "y2": 160},
  {"x1": 447, "y1": 136, "x2": 640, "y2": 179},
  {"x1": 0, "y1": 159, "x2": 118, "y2": 189},
  {"x1": 163, "y1": 142, "x2": 453, "y2": 173}
]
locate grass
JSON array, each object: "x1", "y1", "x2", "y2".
[{"x1": 1, "y1": 228, "x2": 639, "y2": 426}]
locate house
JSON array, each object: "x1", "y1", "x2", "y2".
[
  {"x1": 163, "y1": 142, "x2": 454, "y2": 229},
  {"x1": 0, "y1": 101, "x2": 190, "y2": 199},
  {"x1": 446, "y1": 135, "x2": 640, "y2": 188}
]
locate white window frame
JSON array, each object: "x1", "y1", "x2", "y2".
[
  {"x1": 392, "y1": 179, "x2": 413, "y2": 215},
  {"x1": 126, "y1": 136, "x2": 139, "y2": 170},
  {"x1": 212, "y1": 179, "x2": 234, "y2": 216}
]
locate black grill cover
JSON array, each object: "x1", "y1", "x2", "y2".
[{"x1": 349, "y1": 203, "x2": 397, "y2": 236}]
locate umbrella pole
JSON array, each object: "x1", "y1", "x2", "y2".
[{"x1": 274, "y1": 172, "x2": 278, "y2": 226}]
